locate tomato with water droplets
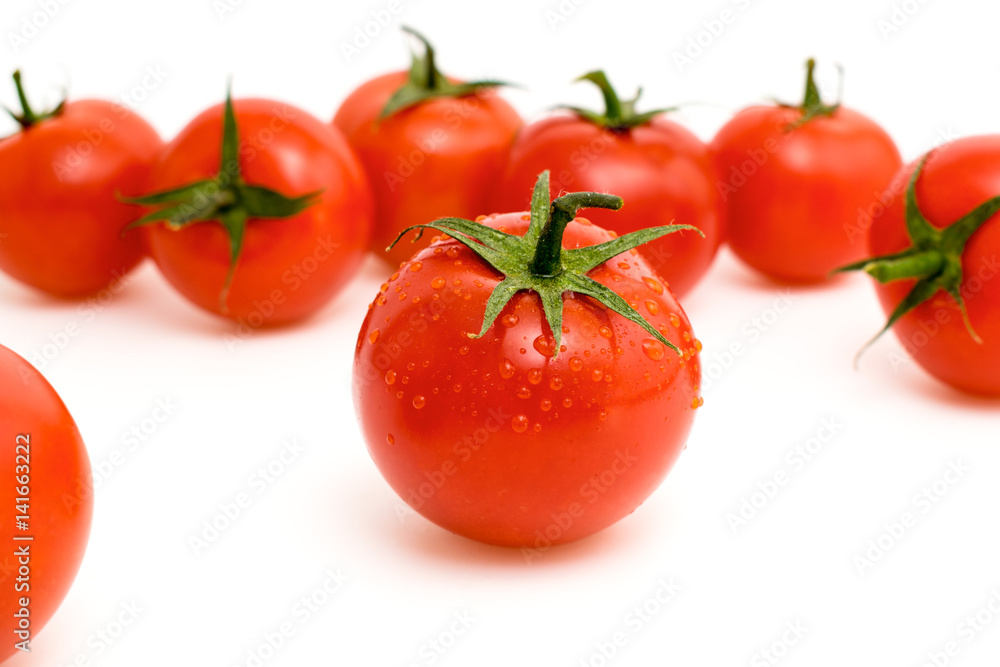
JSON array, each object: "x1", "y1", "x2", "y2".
[{"x1": 354, "y1": 174, "x2": 701, "y2": 549}]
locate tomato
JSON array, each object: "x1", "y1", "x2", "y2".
[
  {"x1": 0, "y1": 343, "x2": 93, "y2": 660},
  {"x1": 333, "y1": 28, "x2": 521, "y2": 266},
  {"x1": 354, "y1": 172, "x2": 702, "y2": 549},
  {"x1": 711, "y1": 59, "x2": 902, "y2": 282},
  {"x1": 842, "y1": 136, "x2": 1000, "y2": 396},
  {"x1": 130, "y1": 91, "x2": 373, "y2": 325},
  {"x1": 490, "y1": 71, "x2": 720, "y2": 297},
  {"x1": 0, "y1": 70, "x2": 162, "y2": 297}
]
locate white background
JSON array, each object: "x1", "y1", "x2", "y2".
[{"x1": 3, "y1": 0, "x2": 1000, "y2": 665}]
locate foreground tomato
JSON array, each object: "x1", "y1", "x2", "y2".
[
  {"x1": 491, "y1": 71, "x2": 720, "y2": 297},
  {"x1": 840, "y1": 137, "x2": 1000, "y2": 396},
  {"x1": 0, "y1": 344, "x2": 93, "y2": 660},
  {"x1": 129, "y1": 90, "x2": 373, "y2": 325},
  {"x1": 712, "y1": 59, "x2": 902, "y2": 282},
  {"x1": 354, "y1": 171, "x2": 702, "y2": 550},
  {"x1": 0, "y1": 70, "x2": 162, "y2": 297},
  {"x1": 334, "y1": 28, "x2": 521, "y2": 266}
]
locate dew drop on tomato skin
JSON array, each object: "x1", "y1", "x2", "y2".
[
  {"x1": 516, "y1": 386, "x2": 532, "y2": 399},
  {"x1": 527, "y1": 369, "x2": 543, "y2": 385},
  {"x1": 642, "y1": 276, "x2": 664, "y2": 295},
  {"x1": 385, "y1": 370, "x2": 396, "y2": 385},
  {"x1": 569, "y1": 356, "x2": 584, "y2": 372},
  {"x1": 645, "y1": 300, "x2": 660, "y2": 316},
  {"x1": 369, "y1": 330, "x2": 380, "y2": 344},
  {"x1": 459, "y1": 346, "x2": 469, "y2": 355},
  {"x1": 431, "y1": 277, "x2": 446, "y2": 289},
  {"x1": 669, "y1": 314, "x2": 681, "y2": 328},
  {"x1": 511, "y1": 414, "x2": 529, "y2": 433},
  {"x1": 540, "y1": 399, "x2": 552, "y2": 412},
  {"x1": 562, "y1": 397, "x2": 573, "y2": 408},
  {"x1": 533, "y1": 334, "x2": 556, "y2": 356},
  {"x1": 498, "y1": 358, "x2": 516, "y2": 379},
  {"x1": 501, "y1": 313, "x2": 519, "y2": 327},
  {"x1": 387, "y1": 434, "x2": 395, "y2": 445},
  {"x1": 598, "y1": 326, "x2": 613, "y2": 339},
  {"x1": 549, "y1": 376, "x2": 564, "y2": 391},
  {"x1": 446, "y1": 247, "x2": 459, "y2": 259},
  {"x1": 412, "y1": 396, "x2": 426, "y2": 409},
  {"x1": 409, "y1": 261, "x2": 423, "y2": 273},
  {"x1": 592, "y1": 369, "x2": 604, "y2": 382}
]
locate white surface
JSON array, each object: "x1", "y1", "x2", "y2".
[{"x1": 2, "y1": 0, "x2": 1000, "y2": 665}]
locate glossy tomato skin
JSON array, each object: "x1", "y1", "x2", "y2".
[
  {"x1": 143, "y1": 99, "x2": 373, "y2": 324},
  {"x1": 869, "y1": 136, "x2": 1000, "y2": 396},
  {"x1": 0, "y1": 344, "x2": 92, "y2": 660},
  {"x1": 490, "y1": 115, "x2": 721, "y2": 298},
  {"x1": 711, "y1": 105, "x2": 902, "y2": 282},
  {"x1": 0, "y1": 100, "x2": 162, "y2": 297},
  {"x1": 334, "y1": 72, "x2": 522, "y2": 266},
  {"x1": 354, "y1": 214, "x2": 701, "y2": 548}
]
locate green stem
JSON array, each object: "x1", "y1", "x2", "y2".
[
  {"x1": 579, "y1": 71, "x2": 622, "y2": 125},
  {"x1": 402, "y1": 26, "x2": 437, "y2": 89},
  {"x1": 11, "y1": 71, "x2": 36, "y2": 126},
  {"x1": 864, "y1": 250, "x2": 944, "y2": 283},
  {"x1": 802, "y1": 58, "x2": 821, "y2": 110},
  {"x1": 530, "y1": 192, "x2": 623, "y2": 277}
]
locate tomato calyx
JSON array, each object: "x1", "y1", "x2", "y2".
[
  {"x1": 123, "y1": 88, "x2": 320, "y2": 313},
  {"x1": 560, "y1": 70, "x2": 675, "y2": 132},
  {"x1": 390, "y1": 170, "x2": 702, "y2": 357},
  {"x1": 777, "y1": 58, "x2": 841, "y2": 129},
  {"x1": 379, "y1": 27, "x2": 510, "y2": 119},
  {"x1": 837, "y1": 155, "x2": 1000, "y2": 356},
  {"x1": 4, "y1": 70, "x2": 66, "y2": 131}
]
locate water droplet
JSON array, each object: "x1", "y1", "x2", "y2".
[
  {"x1": 642, "y1": 276, "x2": 663, "y2": 294},
  {"x1": 520, "y1": 213, "x2": 531, "y2": 221},
  {"x1": 387, "y1": 434, "x2": 395, "y2": 444},
  {"x1": 549, "y1": 375, "x2": 564, "y2": 390},
  {"x1": 599, "y1": 411, "x2": 608, "y2": 422},
  {"x1": 562, "y1": 397, "x2": 573, "y2": 408},
  {"x1": 569, "y1": 356, "x2": 584, "y2": 372},
  {"x1": 693, "y1": 338, "x2": 703, "y2": 352},
  {"x1": 406, "y1": 362, "x2": 416, "y2": 371},
  {"x1": 669, "y1": 313, "x2": 681, "y2": 328},
  {"x1": 533, "y1": 334, "x2": 555, "y2": 356},
  {"x1": 396, "y1": 390, "x2": 404, "y2": 399},
  {"x1": 617, "y1": 262, "x2": 630, "y2": 270},
  {"x1": 516, "y1": 386, "x2": 532, "y2": 399},
  {"x1": 413, "y1": 395, "x2": 426, "y2": 409},
  {"x1": 502, "y1": 313, "x2": 520, "y2": 328},
  {"x1": 540, "y1": 399, "x2": 552, "y2": 412},
  {"x1": 431, "y1": 277, "x2": 446, "y2": 289},
  {"x1": 511, "y1": 414, "x2": 529, "y2": 433},
  {"x1": 533, "y1": 423, "x2": 542, "y2": 432},
  {"x1": 368, "y1": 330, "x2": 380, "y2": 344},
  {"x1": 576, "y1": 216, "x2": 591, "y2": 226},
  {"x1": 390, "y1": 272, "x2": 400, "y2": 281},
  {"x1": 446, "y1": 247, "x2": 459, "y2": 259},
  {"x1": 401, "y1": 376, "x2": 409, "y2": 385},
  {"x1": 644, "y1": 371, "x2": 651, "y2": 381},
  {"x1": 379, "y1": 283, "x2": 389, "y2": 293},
  {"x1": 459, "y1": 346, "x2": 469, "y2": 355},
  {"x1": 398, "y1": 292, "x2": 407, "y2": 301},
  {"x1": 598, "y1": 326, "x2": 613, "y2": 339},
  {"x1": 527, "y1": 369, "x2": 543, "y2": 385},
  {"x1": 385, "y1": 370, "x2": 396, "y2": 385},
  {"x1": 683, "y1": 331, "x2": 692, "y2": 342},
  {"x1": 645, "y1": 300, "x2": 660, "y2": 316},
  {"x1": 476, "y1": 214, "x2": 487, "y2": 222},
  {"x1": 499, "y1": 359, "x2": 516, "y2": 379},
  {"x1": 643, "y1": 339, "x2": 664, "y2": 361},
  {"x1": 591, "y1": 369, "x2": 603, "y2": 382},
  {"x1": 691, "y1": 396, "x2": 704, "y2": 409},
  {"x1": 410, "y1": 261, "x2": 423, "y2": 273},
  {"x1": 453, "y1": 383, "x2": 462, "y2": 393}
]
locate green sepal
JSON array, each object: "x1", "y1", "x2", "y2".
[
  {"x1": 390, "y1": 170, "x2": 702, "y2": 357},
  {"x1": 776, "y1": 58, "x2": 841, "y2": 129},
  {"x1": 837, "y1": 155, "x2": 1000, "y2": 358},
  {"x1": 379, "y1": 27, "x2": 511, "y2": 119},
  {"x1": 559, "y1": 70, "x2": 675, "y2": 131}
]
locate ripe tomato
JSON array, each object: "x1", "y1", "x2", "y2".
[
  {"x1": 354, "y1": 172, "x2": 702, "y2": 549},
  {"x1": 333, "y1": 28, "x2": 521, "y2": 266},
  {"x1": 0, "y1": 70, "x2": 162, "y2": 297},
  {"x1": 1, "y1": 343, "x2": 93, "y2": 660},
  {"x1": 711, "y1": 59, "x2": 902, "y2": 282},
  {"x1": 490, "y1": 71, "x2": 720, "y2": 297},
  {"x1": 842, "y1": 136, "x2": 1000, "y2": 396},
  {"x1": 130, "y1": 92, "x2": 373, "y2": 325}
]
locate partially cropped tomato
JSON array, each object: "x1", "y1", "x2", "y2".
[
  {"x1": 711, "y1": 59, "x2": 902, "y2": 282},
  {"x1": 130, "y1": 90, "x2": 373, "y2": 325},
  {"x1": 1, "y1": 343, "x2": 93, "y2": 660},
  {"x1": 841, "y1": 136, "x2": 1000, "y2": 396},
  {"x1": 491, "y1": 71, "x2": 720, "y2": 298},
  {"x1": 334, "y1": 28, "x2": 521, "y2": 266},
  {"x1": 0, "y1": 71, "x2": 162, "y2": 297},
  {"x1": 354, "y1": 172, "x2": 702, "y2": 549}
]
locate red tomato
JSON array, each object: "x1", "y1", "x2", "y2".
[
  {"x1": 861, "y1": 136, "x2": 1000, "y2": 396},
  {"x1": 0, "y1": 71, "x2": 162, "y2": 297},
  {"x1": 135, "y1": 95, "x2": 373, "y2": 325},
  {"x1": 711, "y1": 59, "x2": 902, "y2": 282},
  {"x1": 490, "y1": 71, "x2": 720, "y2": 297},
  {"x1": 354, "y1": 173, "x2": 701, "y2": 549},
  {"x1": 1, "y1": 344, "x2": 92, "y2": 660},
  {"x1": 333, "y1": 29, "x2": 521, "y2": 266}
]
